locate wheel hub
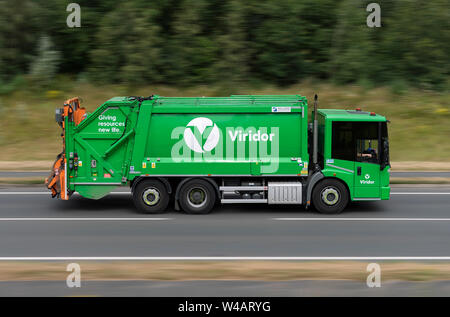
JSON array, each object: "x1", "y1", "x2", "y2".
[
  {"x1": 142, "y1": 188, "x2": 160, "y2": 206},
  {"x1": 321, "y1": 187, "x2": 340, "y2": 206},
  {"x1": 187, "y1": 188, "x2": 207, "y2": 207}
]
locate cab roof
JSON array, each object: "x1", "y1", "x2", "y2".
[{"x1": 318, "y1": 109, "x2": 387, "y2": 122}]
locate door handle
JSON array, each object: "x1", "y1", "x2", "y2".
[{"x1": 357, "y1": 166, "x2": 362, "y2": 176}]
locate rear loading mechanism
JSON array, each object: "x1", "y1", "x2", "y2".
[
  {"x1": 45, "y1": 97, "x2": 86, "y2": 199},
  {"x1": 45, "y1": 94, "x2": 390, "y2": 214}
]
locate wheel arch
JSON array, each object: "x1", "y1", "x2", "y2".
[
  {"x1": 305, "y1": 172, "x2": 324, "y2": 206},
  {"x1": 131, "y1": 176, "x2": 172, "y2": 195},
  {"x1": 311, "y1": 176, "x2": 351, "y2": 202}
]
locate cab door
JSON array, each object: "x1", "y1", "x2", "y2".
[
  {"x1": 353, "y1": 123, "x2": 381, "y2": 198},
  {"x1": 354, "y1": 161, "x2": 380, "y2": 198}
]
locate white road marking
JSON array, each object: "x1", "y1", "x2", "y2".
[
  {"x1": 0, "y1": 217, "x2": 446, "y2": 221},
  {"x1": 0, "y1": 192, "x2": 50, "y2": 195},
  {"x1": 0, "y1": 256, "x2": 450, "y2": 261},
  {"x1": 273, "y1": 218, "x2": 450, "y2": 221},
  {"x1": 0, "y1": 218, "x2": 171, "y2": 221},
  {"x1": 0, "y1": 217, "x2": 446, "y2": 222},
  {"x1": 391, "y1": 192, "x2": 450, "y2": 195}
]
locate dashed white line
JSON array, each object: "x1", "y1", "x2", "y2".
[
  {"x1": 0, "y1": 192, "x2": 50, "y2": 195},
  {"x1": 0, "y1": 218, "x2": 171, "y2": 221},
  {"x1": 273, "y1": 218, "x2": 450, "y2": 221},
  {"x1": 391, "y1": 192, "x2": 450, "y2": 195}
]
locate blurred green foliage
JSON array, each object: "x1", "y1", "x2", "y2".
[{"x1": 0, "y1": 0, "x2": 448, "y2": 90}]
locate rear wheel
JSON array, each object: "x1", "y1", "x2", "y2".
[
  {"x1": 133, "y1": 179, "x2": 169, "y2": 214},
  {"x1": 178, "y1": 179, "x2": 216, "y2": 214},
  {"x1": 312, "y1": 179, "x2": 349, "y2": 214}
]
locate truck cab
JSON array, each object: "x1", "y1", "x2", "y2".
[{"x1": 316, "y1": 109, "x2": 390, "y2": 203}]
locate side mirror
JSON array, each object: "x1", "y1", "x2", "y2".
[{"x1": 380, "y1": 139, "x2": 390, "y2": 170}]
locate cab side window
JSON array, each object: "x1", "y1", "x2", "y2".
[
  {"x1": 355, "y1": 123, "x2": 379, "y2": 164},
  {"x1": 356, "y1": 139, "x2": 379, "y2": 163},
  {"x1": 332, "y1": 122, "x2": 354, "y2": 161},
  {"x1": 332, "y1": 121, "x2": 380, "y2": 164}
]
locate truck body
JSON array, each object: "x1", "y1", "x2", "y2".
[{"x1": 45, "y1": 95, "x2": 390, "y2": 214}]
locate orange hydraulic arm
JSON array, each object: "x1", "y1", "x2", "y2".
[{"x1": 45, "y1": 97, "x2": 86, "y2": 199}]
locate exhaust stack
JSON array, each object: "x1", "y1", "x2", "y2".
[{"x1": 312, "y1": 94, "x2": 319, "y2": 171}]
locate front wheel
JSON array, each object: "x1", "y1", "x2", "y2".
[
  {"x1": 312, "y1": 179, "x2": 349, "y2": 214},
  {"x1": 133, "y1": 179, "x2": 170, "y2": 214}
]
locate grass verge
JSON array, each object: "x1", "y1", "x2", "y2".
[
  {"x1": 0, "y1": 261, "x2": 450, "y2": 282},
  {"x1": 389, "y1": 177, "x2": 450, "y2": 184},
  {"x1": 0, "y1": 177, "x2": 45, "y2": 185}
]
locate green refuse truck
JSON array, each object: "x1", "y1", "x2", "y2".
[{"x1": 45, "y1": 94, "x2": 390, "y2": 214}]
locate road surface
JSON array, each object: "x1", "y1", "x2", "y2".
[
  {"x1": 0, "y1": 186, "x2": 449, "y2": 258},
  {"x1": 2, "y1": 280, "x2": 450, "y2": 297}
]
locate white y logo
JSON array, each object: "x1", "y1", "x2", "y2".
[
  {"x1": 183, "y1": 117, "x2": 220, "y2": 153},
  {"x1": 365, "y1": 174, "x2": 370, "y2": 180}
]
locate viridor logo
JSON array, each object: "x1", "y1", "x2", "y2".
[
  {"x1": 183, "y1": 117, "x2": 220, "y2": 153},
  {"x1": 172, "y1": 117, "x2": 280, "y2": 173},
  {"x1": 361, "y1": 173, "x2": 375, "y2": 185},
  {"x1": 183, "y1": 117, "x2": 276, "y2": 153}
]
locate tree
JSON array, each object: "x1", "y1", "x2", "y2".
[
  {"x1": 329, "y1": 0, "x2": 377, "y2": 85},
  {"x1": 0, "y1": 0, "x2": 447, "y2": 89},
  {"x1": 89, "y1": 2, "x2": 161, "y2": 84},
  {"x1": 29, "y1": 36, "x2": 61, "y2": 85},
  {"x1": 0, "y1": 0, "x2": 42, "y2": 82},
  {"x1": 168, "y1": 0, "x2": 218, "y2": 85},
  {"x1": 244, "y1": 0, "x2": 307, "y2": 85},
  {"x1": 378, "y1": 0, "x2": 449, "y2": 89},
  {"x1": 213, "y1": 0, "x2": 250, "y2": 86},
  {"x1": 34, "y1": 0, "x2": 123, "y2": 74}
]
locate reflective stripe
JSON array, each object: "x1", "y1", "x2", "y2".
[
  {"x1": 72, "y1": 182, "x2": 121, "y2": 185},
  {"x1": 326, "y1": 164, "x2": 354, "y2": 173}
]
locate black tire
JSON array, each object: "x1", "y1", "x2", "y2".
[
  {"x1": 133, "y1": 179, "x2": 170, "y2": 214},
  {"x1": 312, "y1": 179, "x2": 349, "y2": 214},
  {"x1": 178, "y1": 179, "x2": 216, "y2": 214}
]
